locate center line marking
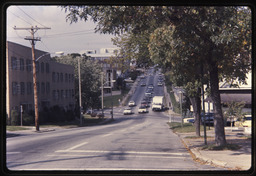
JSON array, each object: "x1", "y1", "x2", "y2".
[{"x1": 102, "y1": 133, "x2": 112, "y2": 137}]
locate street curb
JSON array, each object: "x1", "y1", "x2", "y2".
[
  {"x1": 178, "y1": 134, "x2": 228, "y2": 168},
  {"x1": 190, "y1": 148, "x2": 227, "y2": 168}
]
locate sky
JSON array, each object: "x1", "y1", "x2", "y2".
[{"x1": 6, "y1": 5, "x2": 116, "y2": 55}]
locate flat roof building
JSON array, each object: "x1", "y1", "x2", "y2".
[{"x1": 6, "y1": 41, "x2": 75, "y2": 121}]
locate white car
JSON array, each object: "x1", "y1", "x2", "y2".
[
  {"x1": 123, "y1": 107, "x2": 133, "y2": 115},
  {"x1": 128, "y1": 100, "x2": 136, "y2": 107},
  {"x1": 138, "y1": 106, "x2": 148, "y2": 113}
]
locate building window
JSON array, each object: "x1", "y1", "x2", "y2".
[
  {"x1": 52, "y1": 90, "x2": 56, "y2": 100},
  {"x1": 52, "y1": 72, "x2": 55, "y2": 82},
  {"x1": 65, "y1": 90, "x2": 68, "y2": 98},
  {"x1": 57, "y1": 72, "x2": 59, "y2": 82},
  {"x1": 72, "y1": 74, "x2": 74, "y2": 82},
  {"x1": 12, "y1": 82, "x2": 18, "y2": 95},
  {"x1": 46, "y1": 63, "x2": 50, "y2": 73},
  {"x1": 69, "y1": 74, "x2": 71, "y2": 82},
  {"x1": 20, "y1": 82, "x2": 25, "y2": 95},
  {"x1": 41, "y1": 82, "x2": 45, "y2": 94},
  {"x1": 27, "y1": 82, "x2": 32, "y2": 95},
  {"x1": 41, "y1": 62, "x2": 44, "y2": 73},
  {"x1": 26, "y1": 59, "x2": 32, "y2": 72},
  {"x1": 20, "y1": 58, "x2": 24, "y2": 71},
  {"x1": 65, "y1": 73, "x2": 68, "y2": 82},
  {"x1": 11, "y1": 57, "x2": 18, "y2": 70},
  {"x1": 61, "y1": 90, "x2": 64, "y2": 99},
  {"x1": 36, "y1": 82, "x2": 40, "y2": 95},
  {"x1": 60, "y1": 73, "x2": 63, "y2": 82},
  {"x1": 36, "y1": 61, "x2": 40, "y2": 73},
  {"x1": 46, "y1": 82, "x2": 50, "y2": 94}
]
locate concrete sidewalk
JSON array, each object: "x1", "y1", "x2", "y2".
[{"x1": 177, "y1": 127, "x2": 252, "y2": 170}]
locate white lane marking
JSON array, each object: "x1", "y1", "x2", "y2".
[
  {"x1": 101, "y1": 133, "x2": 112, "y2": 137},
  {"x1": 7, "y1": 152, "x2": 21, "y2": 154},
  {"x1": 55, "y1": 149, "x2": 189, "y2": 156},
  {"x1": 65, "y1": 141, "x2": 88, "y2": 151}
]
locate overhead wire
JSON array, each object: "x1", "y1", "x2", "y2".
[{"x1": 16, "y1": 6, "x2": 49, "y2": 28}]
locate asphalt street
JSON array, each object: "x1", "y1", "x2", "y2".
[{"x1": 6, "y1": 68, "x2": 221, "y2": 171}]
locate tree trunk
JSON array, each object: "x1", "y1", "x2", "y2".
[
  {"x1": 209, "y1": 62, "x2": 226, "y2": 146},
  {"x1": 190, "y1": 95, "x2": 201, "y2": 137}
]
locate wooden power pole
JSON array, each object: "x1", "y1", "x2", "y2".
[{"x1": 14, "y1": 26, "x2": 50, "y2": 131}]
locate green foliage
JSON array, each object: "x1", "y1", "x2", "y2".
[
  {"x1": 11, "y1": 110, "x2": 19, "y2": 126},
  {"x1": 223, "y1": 101, "x2": 246, "y2": 120},
  {"x1": 53, "y1": 54, "x2": 102, "y2": 110}
]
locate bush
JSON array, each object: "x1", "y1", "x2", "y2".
[
  {"x1": 11, "y1": 110, "x2": 19, "y2": 125},
  {"x1": 22, "y1": 112, "x2": 35, "y2": 125}
]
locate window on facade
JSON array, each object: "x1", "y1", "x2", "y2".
[
  {"x1": 65, "y1": 73, "x2": 68, "y2": 82},
  {"x1": 11, "y1": 57, "x2": 18, "y2": 70},
  {"x1": 61, "y1": 90, "x2": 64, "y2": 99},
  {"x1": 41, "y1": 62, "x2": 44, "y2": 73},
  {"x1": 36, "y1": 61, "x2": 40, "y2": 73},
  {"x1": 72, "y1": 74, "x2": 74, "y2": 82},
  {"x1": 41, "y1": 82, "x2": 45, "y2": 94},
  {"x1": 65, "y1": 90, "x2": 68, "y2": 98},
  {"x1": 57, "y1": 90, "x2": 60, "y2": 100},
  {"x1": 57, "y1": 72, "x2": 59, "y2": 82},
  {"x1": 46, "y1": 82, "x2": 50, "y2": 94},
  {"x1": 36, "y1": 82, "x2": 40, "y2": 94},
  {"x1": 27, "y1": 82, "x2": 32, "y2": 95},
  {"x1": 46, "y1": 63, "x2": 50, "y2": 73},
  {"x1": 52, "y1": 72, "x2": 55, "y2": 82},
  {"x1": 60, "y1": 73, "x2": 63, "y2": 82},
  {"x1": 69, "y1": 74, "x2": 71, "y2": 82},
  {"x1": 20, "y1": 82, "x2": 25, "y2": 95},
  {"x1": 52, "y1": 90, "x2": 56, "y2": 100},
  {"x1": 20, "y1": 58, "x2": 24, "y2": 71},
  {"x1": 12, "y1": 82, "x2": 18, "y2": 95},
  {"x1": 26, "y1": 59, "x2": 32, "y2": 72}
]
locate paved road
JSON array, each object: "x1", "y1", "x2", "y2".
[{"x1": 6, "y1": 68, "x2": 221, "y2": 171}]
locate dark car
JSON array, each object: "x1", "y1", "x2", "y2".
[
  {"x1": 141, "y1": 101, "x2": 150, "y2": 107},
  {"x1": 201, "y1": 113, "x2": 214, "y2": 126}
]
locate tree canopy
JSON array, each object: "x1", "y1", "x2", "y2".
[{"x1": 62, "y1": 5, "x2": 252, "y2": 146}]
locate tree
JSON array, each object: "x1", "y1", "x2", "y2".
[
  {"x1": 53, "y1": 54, "x2": 102, "y2": 110},
  {"x1": 63, "y1": 6, "x2": 251, "y2": 146}
]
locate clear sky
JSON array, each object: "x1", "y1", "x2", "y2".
[{"x1": 6, "y1": 5, "x2": 116, "y2": 55}]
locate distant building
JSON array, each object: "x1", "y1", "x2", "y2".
[
  {"x1": 81, "y1": 48, "x2": 120, "y2": 94},
  {"x1": 204, "y1": 71, "x2": 252, "y2": 113},
  {"x1": 6, "y1": 41, "x2": 75, "y2": 120}
]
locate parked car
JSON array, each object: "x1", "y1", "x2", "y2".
[
  {"x1": 138, "y1": 106, "x2": 148, "y2": 113},
  {"x1": 242, "y1": 115, "x2": 252, "y2": 127},
  {"x1": 140, "y1": 82, "x2": 146, "y2": 86},
  {"x1": 157, "y1": 82, "x2": 163, "y2": 86},
  {"x1": 128, "y1": 100, "x2": 136, "y2": 107},
  {"x1": 184, "y1": 117, "x2": 195, "y2": 123},
  {"x1": 201, "y1": 113, "x2": 215, "y2": 126},
  {"x1": 97, "y1": 112, "x2": 104, "y2": 118},
  {"x1": 123, "y1": 107, "x2": 133, "y2": 115},
  {"x1": 148, "y1": 84, "x2": 154, "y2": 89}
]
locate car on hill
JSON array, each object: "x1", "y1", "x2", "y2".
[
  {"x1": 128, "y1": 100, "x2": 136, "y2": 107},
  {"x1": 242, "y1": 115, "x2": 252, "y2": 127},
  {"x1": 138, "y1": 106, "x2": 148, "y2": 113},
  {"x1": 123, "y1": 107, "x2": 133, "y2": 115}
]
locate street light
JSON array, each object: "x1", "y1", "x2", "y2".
[{"x1": 33, "y1": 51, "x2": 64, "y2": 131}]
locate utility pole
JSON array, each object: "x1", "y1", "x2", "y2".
[{"x1": 14, "y1": 26, "x2": 50, "y2": 131}]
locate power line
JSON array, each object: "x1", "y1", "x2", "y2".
[
  {"x1": 8, "y1": 9, "x2": 33, "y2": 26},
  {"x1": 16, "y1": 6, "x2": 48, "y2": 28},
  {"x1": 43, "y1": 29, "x2": 95, "y2": 38}
]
